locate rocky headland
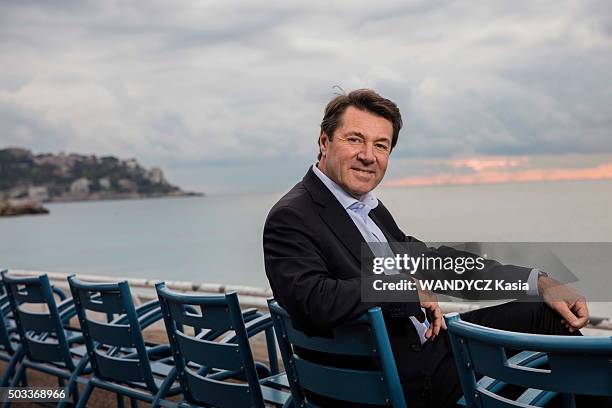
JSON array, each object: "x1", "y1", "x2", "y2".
[{"x1": 0, "y1": 147, "x2": 202, "y2": 216}]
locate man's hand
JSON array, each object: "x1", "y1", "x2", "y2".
[
  {"x1": 538, "y1": 276, "x2": 589, "y2": 332},
  {"x1": 418, "y1": 287, "x2": 447, "y2": 340}
]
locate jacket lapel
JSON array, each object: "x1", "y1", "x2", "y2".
[
  {"x1": 302, "y1": 168, "x2": 363, "y2": 263},
  {"x1": 369, "y1": 206, "x2": 400, "y2": 242}
]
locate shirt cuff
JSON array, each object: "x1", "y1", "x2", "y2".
[{"x1": 527, "y1": 268, "x2": 543, "y2": 296}]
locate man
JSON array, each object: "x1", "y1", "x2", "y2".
[{"x1": 263, "y1": 89, "x2": 591, "y2": 407}]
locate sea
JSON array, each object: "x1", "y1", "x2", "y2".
[{"x1": 2, "y1": 179, "x2": 611, "y2": 318}]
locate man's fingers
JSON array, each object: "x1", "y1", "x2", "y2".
[
  {"x1": 573, "y1": 300, "x2": 589, "y2": 319},
  {"x1": 567, "y1": 300, "x2": 589, "y2": 329},
  {"x1": 424, "y1": 303, "x2": 443, "y2": 337},
  {"x1": 554, "y1": 302, "x2": 579, "y2": 328},
  {"x1": 554, "y1": 302, "x2": 588, "y2": 331},
  {"x1": 432, "y1": 308, "x2": 443, "y2": 336},
  {"x1": 425, "y1": 327, "x2": 433, "y2": 339}
]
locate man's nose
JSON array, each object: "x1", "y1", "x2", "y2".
[{"x1": 357, "y1": 143, "x2": 376, "y2": 164}]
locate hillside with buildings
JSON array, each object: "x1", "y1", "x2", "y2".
[{"x1": 0, "y1": 148, "x2": 201, "y2": 210}]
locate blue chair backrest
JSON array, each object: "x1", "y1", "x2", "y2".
[
  {"x1": 156, "y1": 283, "x2": 265, "y2": 408},
  {"x1": 445, "y1": 312, "x2": 612, "y2": 408},
  {"x1": 268, "y1": 300, "x2": 407, "y2": 408},
  {"x1": 68, "y1": 276, "x2": 158, "y2": 392},
  {"x1": 0, "y1": 277, "x2": 16, "y2": 355},
  {"x1": 1, "y1": 271, "x2": 74, "y2": 369}
]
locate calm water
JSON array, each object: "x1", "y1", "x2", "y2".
[{"x1": 2, "y1": 179, "x2": 611, "y2": 316}]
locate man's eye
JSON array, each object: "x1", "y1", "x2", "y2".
[
  {"x1": 375, "y1": 143, "x2": 390, "y2": 151},
  {"x1": 347, "y1": 137, "x2": 361, "y2": 143}
]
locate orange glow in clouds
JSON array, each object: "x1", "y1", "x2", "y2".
[{"x1": 385, "y1": 160, "x2": 612, "y2": 188}]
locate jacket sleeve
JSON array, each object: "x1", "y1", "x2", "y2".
[{"x1": 263, "y1": 205, "x2": 371, "y2": 332}]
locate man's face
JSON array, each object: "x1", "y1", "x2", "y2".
[{"x1": 318, "y1": 106, "x2": 393, "y2": 198}]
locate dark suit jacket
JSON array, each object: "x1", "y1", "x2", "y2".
[{"x1": 263, "y1": 167, "x2": 533, "y2": 378}]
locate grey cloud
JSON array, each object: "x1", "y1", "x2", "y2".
[{"x1": 1, "y1": 0, "x2": 612, "y2": 192}]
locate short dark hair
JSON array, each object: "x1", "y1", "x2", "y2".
[{"x1": 318, "y1": 89, "x2": 402, "y2": 160}]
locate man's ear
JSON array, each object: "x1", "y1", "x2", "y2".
[{"x1": 319, "y1": 132, "x2": 329, "y2": 157}]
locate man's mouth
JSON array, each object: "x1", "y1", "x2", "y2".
[
  {"x1": 352, "y1": 168, "x2": 375, "y2": 174},
  {"x1": 351, "y1": 168, "x2": 376, "y2": 180}
]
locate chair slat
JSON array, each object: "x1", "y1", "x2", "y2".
[
  {"x1": 86, "y1": 319, "x2": 134, "y2": 348},
  {"x1": 293, "y1": 356, "x2": 390, "y2": 405},
  {"x1": 184, "y1": 369, "x2": 253, "y2": 408},
  {"x1": 93, "y1": 350, "x2": 146, "y2": 383},
  {"x1": 14, "y1": 285, "x2": 47, "y2": 304},
  {"x1": 279, "y1": 314, "x2": 375, "y2": 356},
  {"x1": 168, "y1": 301, "x2": 233, "y2": 331},
  {"x1": 17, "y1": 310, "x2": 56, "y2": 333},
  {"x1": 175, "y1": 331, "x2": 243, "y2": 372},
  {"x1": 79, "y1": 290, "x2": 126, "y2": 314},
  {"x1": 25, "y1": 337, "x2": 64, "y2": 362}
]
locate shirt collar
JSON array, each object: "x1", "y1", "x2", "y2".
[{"x1": 311, "y1": 164, "x2": 379, "y2": 211}]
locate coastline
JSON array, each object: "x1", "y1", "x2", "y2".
[
  {"x1": 43, "y1": 190, "x2": 204, "y2": 204},
  {"x1": 0, "y1": 192, "x2": 204, "y2": 217},
  {"x1": 0, "y1": 199, "x2": 49, "y2": 217}
]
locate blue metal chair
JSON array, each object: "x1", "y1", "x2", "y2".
[
  {"x1": 268, "y1": 299, "x2": 407, "y2": 408},
  {"x1": 67, "y1": 275, "x2": 185, "y2": 408},
  {"x1": 0, "y1": 270, "x2": 90, "y2": 407},
  {"x1": 445, "y1": 312, "x2": 612, "y2": 407},
  {"x1": 0, "y1": 276, "x2": 23, "y2": 387},
  {"x1": 156, "y1": 283, "x2": 290, "y2": 408}
]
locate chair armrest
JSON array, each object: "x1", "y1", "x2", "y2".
[
  {"x1": 223, "y1": 314, "x2": 273, "y2": 344},
  {"x1": 207, "y1": 369, "x2": 236, "y2": 381},
  {"x1": 52, "y1": 286, "x2": 68, "y2": 301},
  {"x1": 242, "y1": 308, "x2": 262, "y2": 321},
  {"x1": 223, "y1": 314, "x2": 280, "y2": 375},
  {"x1": 135, "y1": 299, "x2": 160, "y2": 317},
  {"x1": 137, "y1": 306, "x2": 164, "y2": 330},
  {"x1": 199, "y1": 308, "x2": 265, "y2": 341},
  {"x1": 67, "y1": 334, "x2": 85, "y2": 345},
  {"x1": 111, "y1": 300, "x2": 161, "y2": 326},
  {"x1": 57, "y1": 299, "x2": 78, "y2": 323},
  {"x1": 57, "y1": 297, "x2": 73, "y2": 313}
]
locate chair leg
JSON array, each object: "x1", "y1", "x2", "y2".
[
  {"x1": 19, "y1": 370, "x2": 27, "y2": 387},
  {"x1": 2, "y1": 364, "x2": 26, "y2": 408},
  {"x1": 9, "y1": 363, "x2": 25, "y2": 388},
  {"x1": 0, "y1": 347, "x2": 24, "y2": 387},
  {"x1": 117, "y1": 393, "x2": 125, "y2": 408},
  {"x1": 62, "y1": 354, "x2": 88, "y2": 407},
  {"x1": 151, "y1": 367, "x2": 177, "y2": 408},
  {"x1": 130, "y1": 397, "x2": 138, "y2": 408},
  {"x1": 75, "y1": 381, "x2": 94, "y2": 408},
  {"x1": 72, "y1": 384, "x2": 80, "y2": 407}
]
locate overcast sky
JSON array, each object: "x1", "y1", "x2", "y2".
[{"x1": 1, "y1": 1, "x2": 611, "y2": 193}]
